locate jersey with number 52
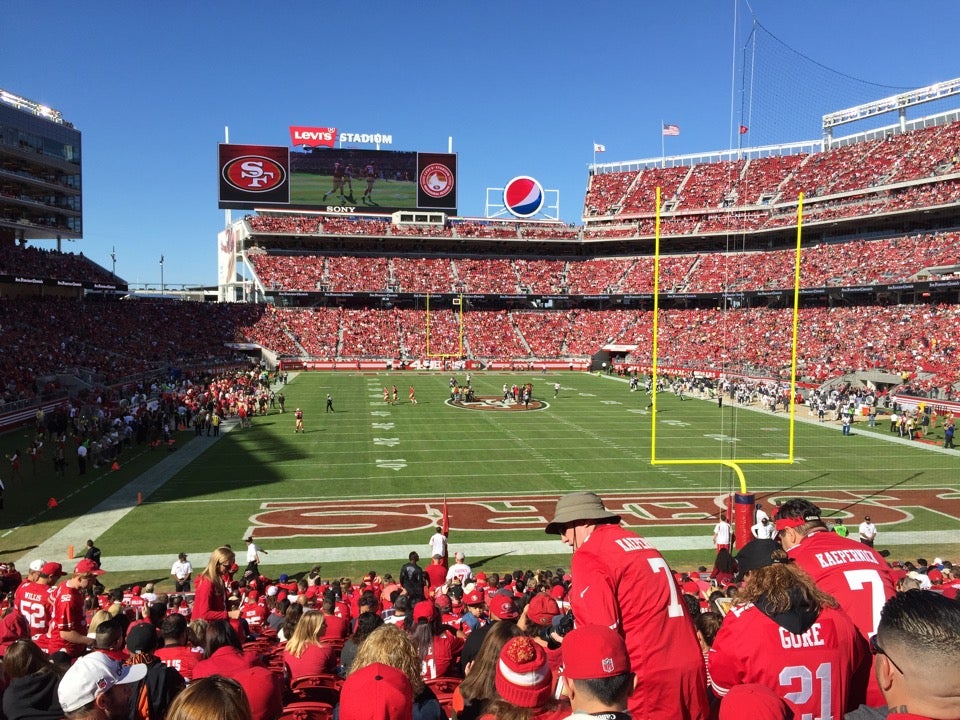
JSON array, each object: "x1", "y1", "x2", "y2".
[{"x1": 13, "y1": 581, "x2": 54, "y2": 638}]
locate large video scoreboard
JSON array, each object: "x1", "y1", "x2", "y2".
[{"x1": 218, "y1": 144, "x2": 457, "y2": 215}]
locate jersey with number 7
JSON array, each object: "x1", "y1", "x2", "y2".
[
  {"x1": 786, "y1": 529, "x2": 895, "y2": 638},
  {"x1": 569, "y1": 523, "x2": 709, "y2": 720}
]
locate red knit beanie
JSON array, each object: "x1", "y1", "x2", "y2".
[{"x1": 495, "y1": 636, "x2": 552, "y2": 708}]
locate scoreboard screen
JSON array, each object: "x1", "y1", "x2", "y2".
[{"x1": 218, "y1": 144, "x2": 457, "y2": 215}]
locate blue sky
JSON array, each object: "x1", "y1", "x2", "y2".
[{"x1": 4, "y1": 1, "x2": 959, "y2": 287}]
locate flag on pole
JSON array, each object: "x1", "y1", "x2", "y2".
[
  {"x1": 662, "y1": 123, "x2": 680, "y2": 136},
  {"x1": 739, "y1": 125, "x2": 749, "y2": 135},
  {"x1": 593, "y1": 143, "x2": 606, "y2": 152}
]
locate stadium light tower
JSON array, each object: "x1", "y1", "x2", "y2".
[
  {"x1": 159, "y1": 254, "x2": 164, "y2": 297},
  {"x1": 110, "y1": 246, "x2": 116, "y2": 277}
]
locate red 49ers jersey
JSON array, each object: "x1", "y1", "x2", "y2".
[
  {"x1": 570, "y1": 524, "x2": 708, "y2": 720},
  {"x1": 787, "y1": 529, "x2": 895, "y2": 638},
  {"x1": 45, "y1": 582, "x2": 87, "y2": 657},
  {"x1": 709, "y1": 602, "x2": 869, "y2": 719},
  {"x1": 14, "y1": 581, "x2": 54, "y2": 639}
]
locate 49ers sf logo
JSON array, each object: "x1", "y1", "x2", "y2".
[
  {"x1": 222, "y1": 156, "x2": 287, "y2": 192},
  {"x1": 446, "y1": 395, "x2": 547, "y2": 412}
]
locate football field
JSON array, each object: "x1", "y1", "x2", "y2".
[
  {"x1": 290, "y1": 172, "x2": 417, "y2": 209},
  {"x1": 4, "y1": 371, "x2": 959, "y2": 590}
]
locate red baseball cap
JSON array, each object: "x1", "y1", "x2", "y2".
[
  {"x1": 562, "y1": 625, "x2": 631, "y2": 679},
  {"x1": 719, "y1": 683, "x2": 790, "y2": 720},
  {"x1": 434, "y1": 594, "x2": 451, "y2": 610},
  {"x1": 463, "y1": 589, "x2": 485, "y2": 607},
  {"x1": 413, "y1": 601, "x2": 436, "y2": 624},
  {"x1": 74, "y1": 559, "x2": 104, "y2": 576},
  {"x1": 525, "y1": 594, "x2": 560, "y2": 626},
  {"x1": 40, "y1": 562, "x2": 63, "y2": 579},
  {"x1": 489, "y1": 596, "x2": 519, "y2": 621},
  {"x1": 0, "y1": 610, "x2": 29, "y2": 654}
]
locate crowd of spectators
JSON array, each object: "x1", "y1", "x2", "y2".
[
  {"x1": 4, "y1": 297, "x2": 955, "y2": 402},
  {"x1": 2, "y1": 237, "x2": 958, "y2": 404},
  {"x1": 245, "y1": 216, "x2": 322, "y2": 235},
  {"x1": 2, "y1": 530, "x2": 957, "y2": 720},
  {"x1": 0, "y1": 298, "x2": 263, "y2": 406},
  {"x1": 0, "y1": 244, "x2": 117, "y2": 284},
  {"x1": 244, "y1": 228, "x2": 959, "y2": 296},
  {"x1": 583, "y1": 118, "x2": 960, "y2": 222}
]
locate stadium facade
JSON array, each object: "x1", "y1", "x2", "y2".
[{"x1": 0, "y1": 89, "x2": 82, "y2": 244}]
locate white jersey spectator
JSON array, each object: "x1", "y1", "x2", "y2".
[{"x1": 445, "y1": 552, "x2": 472, "y2": 585}]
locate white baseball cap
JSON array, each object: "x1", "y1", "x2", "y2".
[
  {"x1": 28, "y1": 559, "x2": 46, "y2": 573},
  {"x1": 58, "y1": 653, "x2": 148, "y2": 713}
]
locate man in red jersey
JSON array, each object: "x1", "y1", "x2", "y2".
[
  {"x1": 775, "y1": 498, "x2": 896, "y2": 706},
  {"x1": 154, "y1": 613, "x2": 202, "y2": 681},
  {"x1": 239, "y1": 590, "x2": 268, "y2": 634},
  {"x1": 14, "y1": 561, "x2": 62, "y2": 643},
  {"x1": 424, "y1": 554, "x2": 448, "y2": 591},
  {"x1": 46, "y1": 558, "x2": 103, "y2": 658},
  {"x1": 775, "y1": 499, "x2": 895, "y2": 638},
  {"x1": 546, "y1": 492, "x2": 708, "y2": 720},
  {"x1": 708, "y1": 539, "x2": 869, "y2": 719}
]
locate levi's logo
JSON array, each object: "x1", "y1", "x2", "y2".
[{"x1": 289, "y1": 126, "x2": 337, "y2": 147}]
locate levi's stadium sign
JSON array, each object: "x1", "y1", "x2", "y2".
[{"x1": 289, "y1": 126, "x2": 393, "y2": 147}]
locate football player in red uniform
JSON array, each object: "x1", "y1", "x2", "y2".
[
  {"x1": 775, "y1": 498, "x2": 896, "y2": 705},
  {"x1": 323, "y1": 161, "x2": 346, "y2": 200},
  {"x1": 708, "y1": 539, "x2": 870, "y2": 718},
  {"x1": 294, "y1": 408, "x2": 304, "y2": 433},
  {"x1": 361, "y1": 163, "x2": 377, "y2": 203},
  {"x1": 546, "y1": 492, "x2": 708, "y2": 720}
]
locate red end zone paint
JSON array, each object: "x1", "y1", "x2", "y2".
[{"x1": 246, "y1": 490, "x2": 959, "y2": 539}]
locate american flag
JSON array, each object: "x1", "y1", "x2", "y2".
[{"x1": 662, "y1": 123, "x2": 680, "y2": 136}]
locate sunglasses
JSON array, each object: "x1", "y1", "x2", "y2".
[{"x1": 870, "y1": 634, "x2": 905, "y2": 675}]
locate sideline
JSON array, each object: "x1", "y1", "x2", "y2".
[
  {"x1": 19, "y1": 530, "x2": 960, "y2": 574},
  {"x1": 603, "y1": 372, "x2": 958, "y2": 455},
  {"x1": 16, "y1": 421, "x2": 238, "y2": 569}
]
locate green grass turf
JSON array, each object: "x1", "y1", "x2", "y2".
[
  {"x1": 2, "y1": 372, "x2": 958, "y2": 589},
  {"x1": 290, "y1": 172, "x2": 417, "y2": 209}
]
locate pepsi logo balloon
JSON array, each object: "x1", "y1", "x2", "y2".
[{"x1": 503, "y1": 176, "x2": 545, "y2": 218}]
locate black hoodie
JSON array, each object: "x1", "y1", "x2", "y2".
[
  {"x1": 2, "y1": 670, "x2": 63, "y2": 720},
  {"x1": 752, "y1": 587, "x2": 819, "y2": 635}
]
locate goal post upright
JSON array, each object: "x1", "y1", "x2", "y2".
[
  {"x1": 649, "y1": 187, "x2": 806, "y2": 498},
  {"x1": 424, "y1": 292, "x2": 465, "y2": 359}
]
